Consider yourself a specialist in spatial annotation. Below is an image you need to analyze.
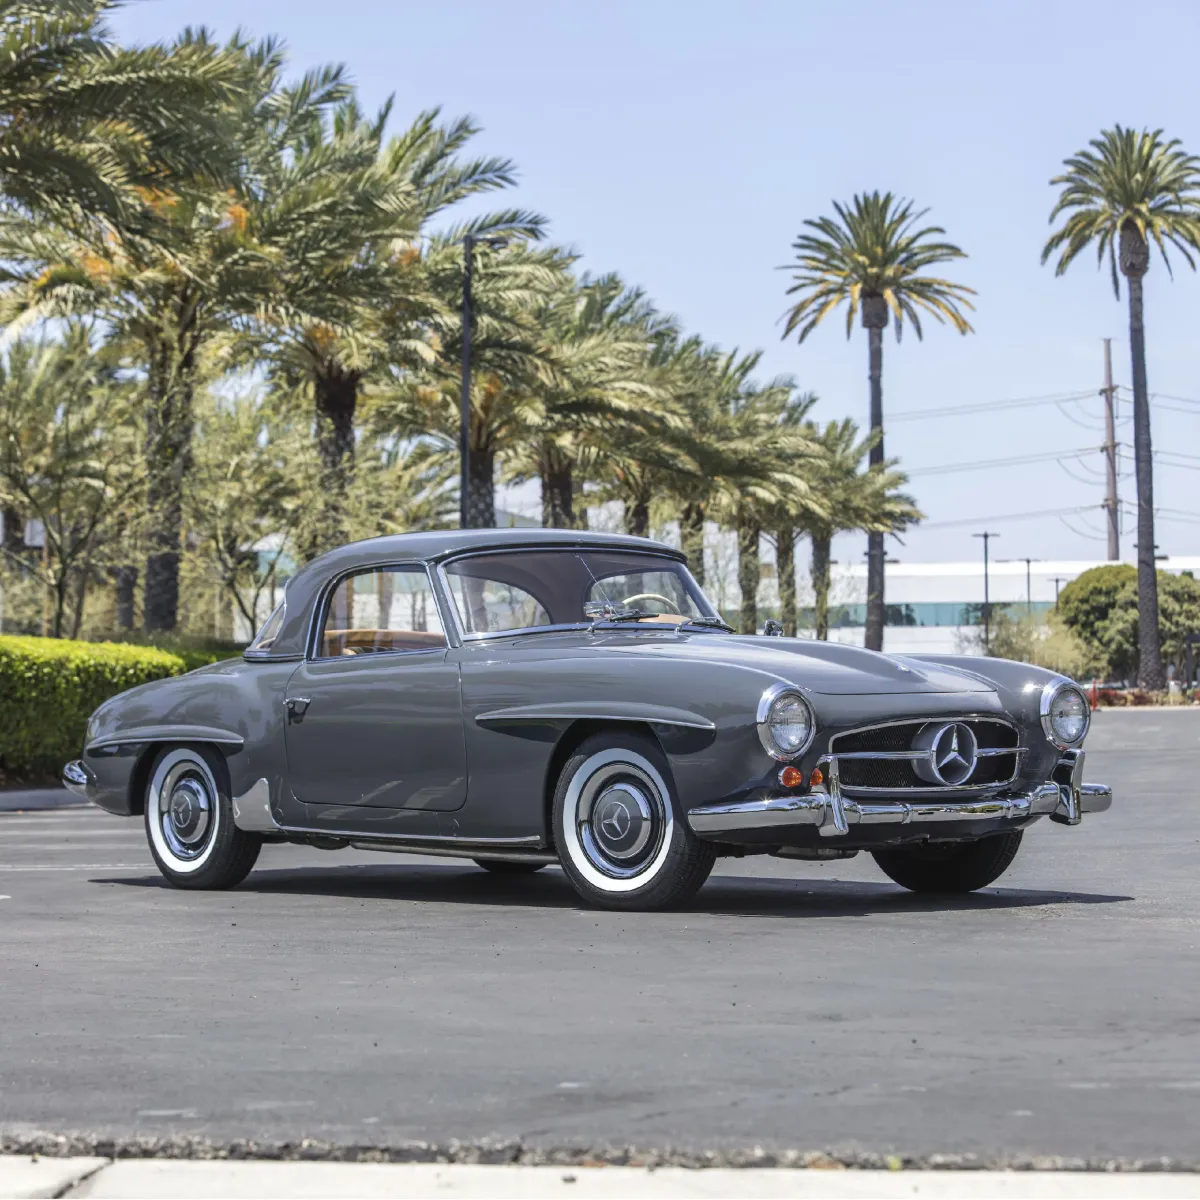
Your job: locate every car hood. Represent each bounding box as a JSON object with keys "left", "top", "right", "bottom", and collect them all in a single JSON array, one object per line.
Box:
[{"left": 604, "top": 634, "right": 994, "bottom": 695}]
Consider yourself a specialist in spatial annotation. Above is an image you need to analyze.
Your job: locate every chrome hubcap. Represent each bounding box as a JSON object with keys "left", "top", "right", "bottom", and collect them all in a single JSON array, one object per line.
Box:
[
  {"left": 577, "top": 763, "right": 664, "bottom": 879},
  {"left": 159, "top": 765, "right": 214, "bottom": 861}
]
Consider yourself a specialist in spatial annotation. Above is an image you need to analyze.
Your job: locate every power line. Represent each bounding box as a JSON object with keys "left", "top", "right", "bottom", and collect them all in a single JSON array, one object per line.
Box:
[
  {"left": 889, "top": 389, "right": 1094, "bottom": 423},
  {"left": 921, "top": 504, "right": 1104, "bottom": 531},
  {"left": 906, "top": 446, "right": 1100, "bottom": 478}
]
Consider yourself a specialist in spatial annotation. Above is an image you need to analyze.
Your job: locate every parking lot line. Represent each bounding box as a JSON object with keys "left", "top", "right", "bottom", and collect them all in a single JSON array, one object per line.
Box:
[{"left": 0, "top": 863, "right": 149, "bottom": 872}]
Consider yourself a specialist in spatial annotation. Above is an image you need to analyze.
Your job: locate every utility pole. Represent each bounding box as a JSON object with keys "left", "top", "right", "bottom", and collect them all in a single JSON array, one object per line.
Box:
[
  {"left": 999, "top": 557, "right": 1040, "bottom": 614},
  {"left": 972, "top": 532, "right": 1000, "bottom": 654},
  {"left": 1052, "top": 577, "right": 1068, "bottom": 608},
  {"left": 1101, "top": 338, "right": 1120, "bottom": 561}
]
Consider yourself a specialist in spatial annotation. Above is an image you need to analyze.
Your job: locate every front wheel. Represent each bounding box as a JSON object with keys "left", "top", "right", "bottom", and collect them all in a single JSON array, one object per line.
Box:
[
  {"left": 552, "top": 732, "right": 715, "bottom": 911},
  {"left": 144, "top": 745, "right": 261, "bottom": 890},
  {"left": 872, "top": 831, "right": 1023, "bottom": 894}
]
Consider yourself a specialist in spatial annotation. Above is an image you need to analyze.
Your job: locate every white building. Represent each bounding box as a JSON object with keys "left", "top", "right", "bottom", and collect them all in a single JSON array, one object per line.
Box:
[{"left": 817, "top": 556, "right": 1200, "bottom": 654}]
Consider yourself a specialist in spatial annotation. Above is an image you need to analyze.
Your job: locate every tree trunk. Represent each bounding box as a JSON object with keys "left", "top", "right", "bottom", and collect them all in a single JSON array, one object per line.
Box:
[
  {"left": 114, "top": 565, "right": 137, "bottom": 631},
  {"left": 776, "top": 526, "right": 796, "bottom": 636},
  {"left": 540, "top": 445, "right": 575, "bottom": 528},
  {"left": 2, "top": 505, "right": 25, "bottom": 555},
  {"left": 69, "top": 544, "right": 95, "bottom": 639},
  {"left": 143, "top": 345, "right": 194, "bottom": 633},
  {"left": 1125, "top": 266, "right": 1166, "bottom": 689},
  {"left": 737, "top": 520, "right": 760, "bottom": 634},
  {"left": 681, "top": 502, "right": 705, "bottom": 586},
  {"left": 863, "top": 312, "right": 886, "bottom": 653},
  {"left": 624, "top": 491, "right": 650, "bottom": 538},
  {"left": 467, "top": 446, "right": 496, "bottom": 528},
  {"left": 311, "top": 363, "right": 360, "bottom": 557},
  {"left": 811, "top": 531, "right": 831, "bottom": 641}
]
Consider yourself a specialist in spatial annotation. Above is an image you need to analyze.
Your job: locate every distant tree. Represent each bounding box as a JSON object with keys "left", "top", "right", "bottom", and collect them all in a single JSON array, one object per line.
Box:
[
  {"left": 1057, "top": 564, "right": 1137, "bottom": 664},
  {"left": 0, "top": 329, "right": 140, "bottom": 637},
  {"left": 1043, "top": 126, "right": 1200, "bottom": 690},
  {"left": 781, "top": 192, "right": 972, "bottom": 651},
  {"left": 1099, "top": 571, "right": 1200, "bottom": 682}
]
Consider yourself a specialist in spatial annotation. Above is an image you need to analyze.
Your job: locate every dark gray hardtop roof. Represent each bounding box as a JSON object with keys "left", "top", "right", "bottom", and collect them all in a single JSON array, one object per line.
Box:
[{"left": 256, "top": 529, "right": 685, "bottom": 659}]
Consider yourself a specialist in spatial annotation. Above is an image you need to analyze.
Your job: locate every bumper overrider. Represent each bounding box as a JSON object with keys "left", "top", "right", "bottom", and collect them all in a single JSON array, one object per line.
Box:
[{"left": 688, "top": 748, "right": 1112, "bottom": 840}]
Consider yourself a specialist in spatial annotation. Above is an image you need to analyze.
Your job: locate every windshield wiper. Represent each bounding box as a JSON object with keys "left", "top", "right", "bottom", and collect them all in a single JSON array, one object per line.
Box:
[
  {"left": 588, "top": 605, "right": 655, "bottom": 631},
  {"left": 681, "top": 615, "right": 735, "bottom": 633}
]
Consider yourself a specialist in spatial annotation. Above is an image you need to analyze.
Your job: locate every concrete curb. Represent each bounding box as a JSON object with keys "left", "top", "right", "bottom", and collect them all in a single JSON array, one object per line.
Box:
[{"left": 3, "top": 1157, "right": 1200, "bottom": 1198}]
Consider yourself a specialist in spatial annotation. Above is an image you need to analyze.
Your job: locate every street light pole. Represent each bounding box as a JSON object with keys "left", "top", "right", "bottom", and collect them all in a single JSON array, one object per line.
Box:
[{"left": 972, "top": 531, "right": 1000, "bottom": 654}]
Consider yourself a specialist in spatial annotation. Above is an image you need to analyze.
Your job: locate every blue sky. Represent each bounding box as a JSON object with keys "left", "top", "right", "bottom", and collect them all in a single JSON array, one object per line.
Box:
[{"left": 113, "top": 0, "right": 1200, "bottom": 564}]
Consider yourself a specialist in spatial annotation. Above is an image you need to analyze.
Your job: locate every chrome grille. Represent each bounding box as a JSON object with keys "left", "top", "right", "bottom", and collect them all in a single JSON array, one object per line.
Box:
[{"left": 829, "top": 718, "right": 1021, "bottom": 794}]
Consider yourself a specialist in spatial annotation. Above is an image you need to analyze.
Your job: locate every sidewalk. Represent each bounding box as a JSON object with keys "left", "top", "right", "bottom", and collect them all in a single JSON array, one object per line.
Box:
[
  {"left": 0, "top": 788, "right": 85, "bottom": 813},
  {"left": 2, "top": 1159, "right": 1199, "bottom": 1199}
]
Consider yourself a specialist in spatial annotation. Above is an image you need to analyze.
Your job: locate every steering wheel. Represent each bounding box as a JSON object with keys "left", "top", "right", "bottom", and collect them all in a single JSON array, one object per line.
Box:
[{"left": 621, "top": 592, "right": 681, "bottom": 614}]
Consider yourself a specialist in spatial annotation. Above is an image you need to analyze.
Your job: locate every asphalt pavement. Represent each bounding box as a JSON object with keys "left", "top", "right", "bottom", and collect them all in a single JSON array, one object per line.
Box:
[{"left": 1, "top": 708, "right": 1197, "bottom": 1167}]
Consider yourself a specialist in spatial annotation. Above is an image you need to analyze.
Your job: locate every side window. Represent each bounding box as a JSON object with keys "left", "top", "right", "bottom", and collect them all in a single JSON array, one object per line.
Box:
[
  {"left": 319, "top": 566, "right": 447, "bottom": 657},
  {"left": 445, "top": 572, "right": 551, "bottom": 634}
]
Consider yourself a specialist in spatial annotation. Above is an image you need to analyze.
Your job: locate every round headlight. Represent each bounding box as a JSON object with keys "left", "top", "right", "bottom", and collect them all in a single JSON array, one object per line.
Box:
[
  {"left": 757, "top": 687, "right": 815, "bottom": 760},
  {"left": 1040, "top": 680, "right": 1090, "bottom": 749}
]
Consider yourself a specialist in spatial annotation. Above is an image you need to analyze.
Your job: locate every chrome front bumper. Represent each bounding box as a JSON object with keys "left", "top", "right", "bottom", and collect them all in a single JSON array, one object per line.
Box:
[
  {"left": 62, "top": 760, "right": 90, "bottom": 799},
  {"left": 688, "top": 750, "right": 1112, "bottom": 839}
]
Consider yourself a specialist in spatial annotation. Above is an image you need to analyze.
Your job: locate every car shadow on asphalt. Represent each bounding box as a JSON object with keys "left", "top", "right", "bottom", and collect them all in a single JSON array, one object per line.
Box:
[{"left": 97, "top": 863, "right": 1133, "bottom": 917}]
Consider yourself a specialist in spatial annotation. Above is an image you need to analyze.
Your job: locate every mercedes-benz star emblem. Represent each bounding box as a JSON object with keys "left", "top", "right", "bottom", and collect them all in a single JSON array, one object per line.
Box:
[
  {"left": 929, "top": 722, "right": 978, "bottom": 786},
  {"left": 599, "top": 800, "right": 631, "bottom": 841}
]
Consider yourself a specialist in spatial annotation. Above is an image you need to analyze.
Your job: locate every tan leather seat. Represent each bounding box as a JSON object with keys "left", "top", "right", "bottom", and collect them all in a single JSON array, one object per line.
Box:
[{"left": 322, "top": 628, "right": 447, "bottom": 656}]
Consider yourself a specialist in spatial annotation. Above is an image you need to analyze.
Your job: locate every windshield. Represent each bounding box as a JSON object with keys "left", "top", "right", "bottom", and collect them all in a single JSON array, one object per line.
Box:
[{"left": 442, "top": 550, "right": 719, "bottom": 637}]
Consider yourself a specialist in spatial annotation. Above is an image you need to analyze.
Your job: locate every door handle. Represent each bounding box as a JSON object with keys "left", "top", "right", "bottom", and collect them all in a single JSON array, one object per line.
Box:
[{"left": 284, "top": 696, "right": 311, "bottom": 721}]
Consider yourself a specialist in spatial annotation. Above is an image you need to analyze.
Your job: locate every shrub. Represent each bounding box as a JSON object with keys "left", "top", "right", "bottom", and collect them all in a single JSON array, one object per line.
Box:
[
  {"left": 0, "top": 635, "right": 185, "bottom": 784},
  {"left": 94, "top": 632, "right": 245, "bottom": 673},
  {"left": 1060, "top": 566, "right": 1200, "bottom": 681}
]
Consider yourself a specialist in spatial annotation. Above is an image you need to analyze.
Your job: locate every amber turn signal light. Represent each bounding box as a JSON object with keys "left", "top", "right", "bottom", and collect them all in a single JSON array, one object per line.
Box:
[
  {"left": 779, "top": 765, "right": 804, "bottom": 789},
  {"left": 808, "top": 766, "right": 824, "bottom": 788}
]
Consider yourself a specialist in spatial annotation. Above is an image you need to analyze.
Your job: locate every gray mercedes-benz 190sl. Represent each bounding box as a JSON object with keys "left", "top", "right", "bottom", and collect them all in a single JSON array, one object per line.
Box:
[{"left": 63, "top": 529, "right": 1112, "bottom": 910}]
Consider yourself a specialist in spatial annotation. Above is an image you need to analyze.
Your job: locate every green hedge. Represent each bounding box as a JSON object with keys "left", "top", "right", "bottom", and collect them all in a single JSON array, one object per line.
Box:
[
  {"left": 0, "top": 636, "right": 186, "bottom": 783},
  {"left": 96, "top": 634, "right": 245, "bottom": 673}
]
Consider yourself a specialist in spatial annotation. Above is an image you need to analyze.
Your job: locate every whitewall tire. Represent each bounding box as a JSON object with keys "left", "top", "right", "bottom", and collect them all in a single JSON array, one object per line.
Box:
[
  {"left": 552, "top": 732, "right": 714, "bottom": 911},
  {"left": 144, "top": 745, "right": 261, "bottom": 890}
]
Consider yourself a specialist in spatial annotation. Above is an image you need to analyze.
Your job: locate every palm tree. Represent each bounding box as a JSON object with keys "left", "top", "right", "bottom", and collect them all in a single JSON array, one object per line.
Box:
[
  {"left": 507, "top": 274, "right": 670, "bottom": 530},
  {"left": 782, "top": 421, "right": 918, "bottom": 639},
  {"left": 1042, "top": 126, "right": 1200, "bottom": 690},
  {"left": 705, "top": 367, "right": 819, "bottom": 634},
  {"left": 781, "top": 192, "right": 973, "bottom": 651},
  {"left": 0, "top": 36, "right": 347, "bottom": 629},
  {"left": 253, "top": 102, "right": 543, "bottom": 554},
  {"left": 384, "top": 240, "right": 571, "bottom": 529},
  {"left": 0, "top": 1, "right": 240, "bottom": 226}
]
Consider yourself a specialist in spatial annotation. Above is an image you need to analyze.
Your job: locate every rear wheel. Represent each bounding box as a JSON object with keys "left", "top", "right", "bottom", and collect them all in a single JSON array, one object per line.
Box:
[
  {"left": 552, "top": 731, "right": 715, "bottom": 911},
  {"left": 144, "top": 745, "right": 261, "bottom": 890},
  {"left": 872, "top": 831, "right": 1023, "bottom": 894},
  {"left": 473, "top": 859, "right": 546, "bottom": 875}
]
